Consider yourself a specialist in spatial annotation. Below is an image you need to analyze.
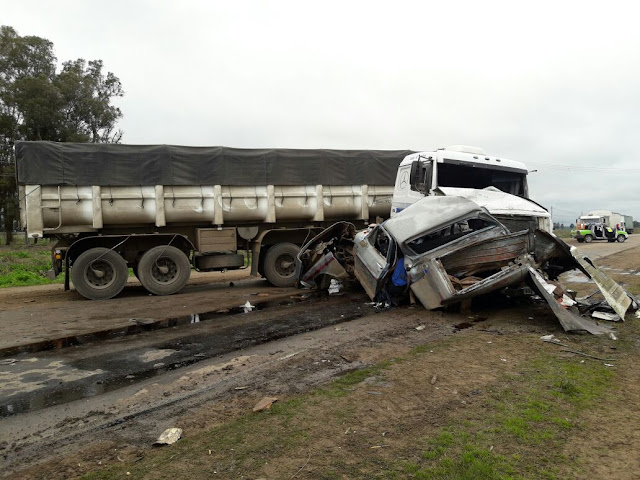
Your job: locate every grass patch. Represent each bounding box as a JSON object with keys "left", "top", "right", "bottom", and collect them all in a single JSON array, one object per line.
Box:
[
  {"left": 402, "top": 353, "right": 614, "bottom": 480},
  {"left": 552, "top": 228, "right": 573, "bottom": 239},
  {"left": 0, "top": 241, "right": 61, "bottom": 287}
]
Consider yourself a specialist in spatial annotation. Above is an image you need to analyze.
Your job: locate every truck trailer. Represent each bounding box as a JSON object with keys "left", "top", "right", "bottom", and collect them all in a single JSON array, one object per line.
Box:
[
  {"left": 17, "top": 141, "right": 412, "bottom": 299},
  {"left": 624, "top": 215, "right": 634, "bottom": 234}
]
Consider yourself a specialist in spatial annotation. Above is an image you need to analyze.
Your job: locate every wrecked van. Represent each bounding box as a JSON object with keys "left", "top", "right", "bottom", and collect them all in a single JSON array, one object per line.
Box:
[{"left": 297, "top": 196, "right": 636, "bottom": 334}]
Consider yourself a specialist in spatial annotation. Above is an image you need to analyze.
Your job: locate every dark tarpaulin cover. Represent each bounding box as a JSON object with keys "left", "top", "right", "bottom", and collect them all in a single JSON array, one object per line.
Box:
[{"left": 15, "top": 141, "right": 414, "bottom": 186}]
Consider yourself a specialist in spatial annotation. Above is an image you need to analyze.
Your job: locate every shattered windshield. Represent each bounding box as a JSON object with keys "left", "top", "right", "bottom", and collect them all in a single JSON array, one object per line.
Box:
[{"left": 437, "top": 162, "right": 526, "bottom": 196}]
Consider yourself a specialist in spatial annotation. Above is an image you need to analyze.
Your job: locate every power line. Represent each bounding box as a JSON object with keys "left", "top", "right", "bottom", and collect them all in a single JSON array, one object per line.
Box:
[{"left": 527, "top": 161, "right": 640, "bottom": 173}]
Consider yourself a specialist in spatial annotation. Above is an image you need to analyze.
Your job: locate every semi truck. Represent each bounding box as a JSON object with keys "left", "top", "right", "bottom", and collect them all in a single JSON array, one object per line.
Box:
[
  {"left": 16, "top": 142, "right": 545, "bottom": 300},
  {"left": 16, "top": 141, "right": 412, "bottom": 299}
]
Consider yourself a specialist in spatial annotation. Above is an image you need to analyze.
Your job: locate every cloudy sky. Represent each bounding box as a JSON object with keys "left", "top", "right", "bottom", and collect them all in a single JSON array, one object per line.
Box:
[{"left": 5, "top": 0, "right": 640, "bottom": 224}]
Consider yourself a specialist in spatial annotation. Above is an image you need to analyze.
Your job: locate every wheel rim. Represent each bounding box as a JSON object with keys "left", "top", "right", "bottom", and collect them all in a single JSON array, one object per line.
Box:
[
  {"left": 151, "top": 257, "right": 180, "bottom": 284},
  {"left": 84, "top": 260, "right": 117, "bottom": 290},
  {"left": 274, "top": 252, "right": 295, "bottom": 278}
]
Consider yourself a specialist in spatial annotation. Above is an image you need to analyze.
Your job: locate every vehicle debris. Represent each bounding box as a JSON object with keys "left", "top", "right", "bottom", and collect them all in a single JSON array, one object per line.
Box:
[
  {"left": 252, "top": 396, "right": 278, "bottom": 412},
  {"left": 540, "top": 335, "right": 568, "bottom": 347},
  {"left": 328, "top": 279, "right": 343, "bottom": 295},
  {"left": 296, "top": 196, "right": 637, "bottom": 335},
  {"left": 560, "top": 349, "right": 616, "bottom": 362},
  {"left": 240, "top": 301, "right": 255, "bottom": 313},
  {"left": 278, "top": 352, "right": 300, "bottom": 361},
  {"left": 591, "top": 311, "right": 621, "bottom": 322},
  {"left": 155, "top": 427, "right": 182, "bottom": 445}
]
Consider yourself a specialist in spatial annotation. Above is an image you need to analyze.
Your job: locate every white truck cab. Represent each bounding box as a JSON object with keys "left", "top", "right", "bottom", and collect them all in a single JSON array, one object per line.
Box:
[{"left": 391, "top": 145, "right": 552, "bottom": 233}]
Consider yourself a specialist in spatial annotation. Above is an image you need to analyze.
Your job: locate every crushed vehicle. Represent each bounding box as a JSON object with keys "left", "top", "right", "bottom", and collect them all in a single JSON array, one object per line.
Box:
[{"left": 296, "top": 195, "right": 637, "bottom": 335}]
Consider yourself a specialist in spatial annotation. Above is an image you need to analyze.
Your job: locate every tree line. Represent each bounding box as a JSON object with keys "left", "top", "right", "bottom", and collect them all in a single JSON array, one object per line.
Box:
[{"left": 0, "top": 25, "right": 124, "bottom": 243}]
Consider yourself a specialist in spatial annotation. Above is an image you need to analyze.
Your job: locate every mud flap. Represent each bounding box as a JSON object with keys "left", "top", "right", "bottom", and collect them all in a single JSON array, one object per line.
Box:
[{"left": 528, "top": 267, "right": 613, "bottom": 335}]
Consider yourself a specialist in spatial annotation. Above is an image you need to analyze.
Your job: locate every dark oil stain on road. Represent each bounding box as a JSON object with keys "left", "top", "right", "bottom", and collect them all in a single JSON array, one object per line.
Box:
[{"left": 0, "top": 293, "right": 370, "bottom": 417}]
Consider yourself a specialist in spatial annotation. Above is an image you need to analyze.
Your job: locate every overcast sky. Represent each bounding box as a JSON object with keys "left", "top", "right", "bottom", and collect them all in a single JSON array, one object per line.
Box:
[{"left": 5, "top": 0, "right": 640, "bottom": 224}]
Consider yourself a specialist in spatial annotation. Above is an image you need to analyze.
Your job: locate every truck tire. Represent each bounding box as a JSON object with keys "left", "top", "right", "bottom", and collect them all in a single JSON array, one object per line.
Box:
[
  {"left": 263, "top": 242, "right": 300, "bottom": 287},
  {"left": 137, "top": 246, "right": 191, "bottom": 295},
  {"left": 71, "top": 247, "right": 129, "bottom": 300},
  {"left": 617, "top": 235, "right": 626, "bottom": 243},
  {"left": 584, "top": 235, "right": 593, "bottom": 243}
]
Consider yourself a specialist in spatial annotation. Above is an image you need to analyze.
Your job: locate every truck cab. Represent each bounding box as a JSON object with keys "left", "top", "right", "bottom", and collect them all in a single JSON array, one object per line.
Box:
[{"left": 391, "top": 146, "right": 551, "bottom": 233}]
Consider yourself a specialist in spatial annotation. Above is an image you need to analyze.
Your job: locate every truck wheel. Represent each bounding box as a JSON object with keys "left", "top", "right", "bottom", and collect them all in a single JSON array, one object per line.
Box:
[
  {"left": 138, "top": 246, "right": 191, "bottom": 295},
  {"left": 617, "top": 235, "right": 626, "bottom": 243},
  {"left": 584, "top": 235, "right": 593, "bottom": 243},
  {"left": 72, "top": 247, "right": 129, "bottom": 300},
  {"left": 263, "top": 242, "right": 300, "bottom": 287}
]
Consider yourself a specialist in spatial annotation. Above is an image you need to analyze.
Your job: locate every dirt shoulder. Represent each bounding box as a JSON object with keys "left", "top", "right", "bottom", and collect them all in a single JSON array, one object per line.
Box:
[{"left": 0, "top": 270, "right": 300, "bottom": 352}]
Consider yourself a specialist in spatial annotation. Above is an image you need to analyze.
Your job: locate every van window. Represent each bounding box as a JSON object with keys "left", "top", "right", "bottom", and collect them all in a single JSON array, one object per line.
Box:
[{"left": 406, "top": 218, "right": 495, "bottom": 255}]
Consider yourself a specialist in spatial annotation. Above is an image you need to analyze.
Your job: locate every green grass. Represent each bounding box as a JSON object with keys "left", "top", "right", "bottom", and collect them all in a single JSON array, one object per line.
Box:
[
  {"left": 552, "top": 228, "right": 573, "bottom": 239},
  {"left": 398, "top": 353, "right": 614, "bottom": 480},
  {"left": 0, "top": 240, "right": 61, "bottom": 287}
]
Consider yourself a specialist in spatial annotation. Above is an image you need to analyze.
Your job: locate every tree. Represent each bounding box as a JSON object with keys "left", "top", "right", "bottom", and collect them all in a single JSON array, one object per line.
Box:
[{"left": 0, "top": 26, "right": 124, "bottom": 243}]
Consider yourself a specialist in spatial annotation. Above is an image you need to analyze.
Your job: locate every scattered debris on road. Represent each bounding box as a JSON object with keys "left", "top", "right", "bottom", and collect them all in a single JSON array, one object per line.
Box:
[
  {"left": 591, "top": 311, "right": 621, "bottom": 322},
  {"left": 560, "top": 349, "right": 616, "bottom": 362},
  {"left": 241, "top": 301, "right": 255, "bottom": 313},
  {"left": 278, "top": 352, "right": 300, "bottom": 361},
  {"left": 252, "top": 396, "right": 278, "bottom": 412},
  {"left": 155, "top": 427, "right": 182, "bottom": 445},
  {"left": 328, "top": 279, "right": 343, "bottom": 295},
  {"left": 540, "top": 335, "right": 568, "bottom": 347}
]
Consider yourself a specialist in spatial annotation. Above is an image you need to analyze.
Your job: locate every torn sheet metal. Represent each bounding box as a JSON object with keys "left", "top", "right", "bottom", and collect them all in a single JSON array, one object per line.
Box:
[
  {"left": 296, "top": 222, "right": 356, "bottom": 290},
  {"left": 528, "top": 268, "right": 613, "bottom": 335},
  {"left": 300, "top": 251, "right": 349, "bottom": 288},
  {"left": 591, "top": 311, "right": 621, "bottom": 322},
  {"left": 573, "top": 255, "right": 634, "bottom": 320}
]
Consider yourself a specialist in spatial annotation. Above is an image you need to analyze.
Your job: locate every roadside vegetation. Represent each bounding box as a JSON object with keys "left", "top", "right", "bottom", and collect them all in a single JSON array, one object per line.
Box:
[
  {"left": 0, "top": 238, "right": 60, "bottom": 287},
  {"left": 551, "top": 228, "right": 572, "bottom": 239}
]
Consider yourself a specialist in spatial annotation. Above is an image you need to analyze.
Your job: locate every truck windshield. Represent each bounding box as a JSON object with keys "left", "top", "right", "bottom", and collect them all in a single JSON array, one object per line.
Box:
[{"left": 437, "top": 162, "right": 527, "bottom": 197}]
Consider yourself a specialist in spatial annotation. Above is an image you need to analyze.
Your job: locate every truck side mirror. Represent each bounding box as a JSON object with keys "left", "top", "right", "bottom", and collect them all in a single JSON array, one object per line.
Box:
[{"left": 409, "top": 159, "right": 433, "bottom": 194}]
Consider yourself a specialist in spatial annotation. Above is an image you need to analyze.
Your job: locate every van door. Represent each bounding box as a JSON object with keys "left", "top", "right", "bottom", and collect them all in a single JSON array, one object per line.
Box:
[{"left": 354, "top": 227, "right": 395, "bottom": 299}]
